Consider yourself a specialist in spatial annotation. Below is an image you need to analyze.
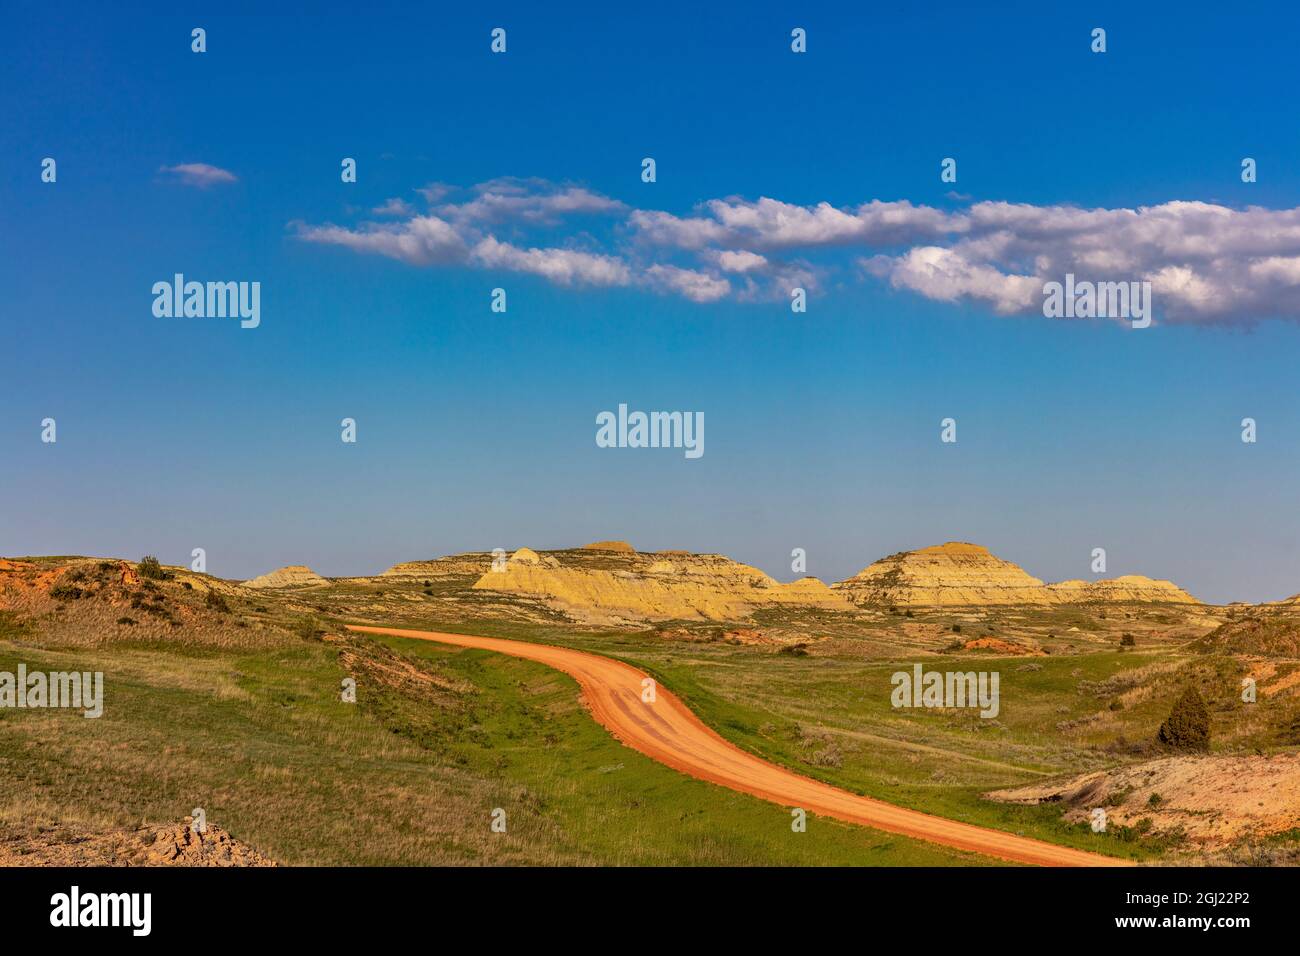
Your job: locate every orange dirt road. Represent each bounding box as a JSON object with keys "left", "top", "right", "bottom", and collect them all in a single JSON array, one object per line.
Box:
[{"left": 347, "top": 624, "right": 1130, "bottom": 867}]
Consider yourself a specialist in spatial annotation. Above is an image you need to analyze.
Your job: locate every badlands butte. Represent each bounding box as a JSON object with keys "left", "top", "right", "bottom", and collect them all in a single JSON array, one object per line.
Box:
[{"left": 3, "top": 539, "right": 1300, "bottom": 866}]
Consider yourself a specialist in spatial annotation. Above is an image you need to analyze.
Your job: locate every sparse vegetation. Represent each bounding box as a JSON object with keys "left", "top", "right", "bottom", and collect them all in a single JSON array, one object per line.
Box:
[{"left": 294, "top": 616, "right": 322, "bottom": 641}]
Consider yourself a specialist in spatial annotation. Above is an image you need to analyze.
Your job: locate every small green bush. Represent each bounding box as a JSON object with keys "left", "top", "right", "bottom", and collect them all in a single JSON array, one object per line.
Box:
[
  {"left": 138, "top": 555, "right": 171, "bottom": 580},
  {"left": 295, "top": 617, "right": 322, "bottom": 641},
  {"left": 1158, "top": 687, "right": 1211, "bottom": 750}
]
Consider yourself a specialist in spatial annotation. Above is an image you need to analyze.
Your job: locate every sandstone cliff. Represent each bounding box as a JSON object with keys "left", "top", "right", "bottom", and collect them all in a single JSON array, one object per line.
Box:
[
  {"left": 1047, "top": 575, "right": 1197, "bottom": 604},
  {"left": 381, "top": 553, "right": 494, "bottom": 578},
  {"left": 832, "top": 542, "right": 1053, "bottom": 606},
  {"left": 470, "top": 547, "right": 851, "bottom": 624},
  {"left": 243, "top": 565, "right": 328, "bottom": 589},
  {"left": 832, "top": 542, "right": 1199, "bottom": 607}
]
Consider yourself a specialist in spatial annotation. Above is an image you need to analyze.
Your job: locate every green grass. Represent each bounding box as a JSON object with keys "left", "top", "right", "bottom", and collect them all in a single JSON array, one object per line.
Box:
[
  {"left": 326, "top": 608, "right": 1223, "bottom": 861},
  {"left": 0, "top": 633, "right": 978, "bottom": 865}
]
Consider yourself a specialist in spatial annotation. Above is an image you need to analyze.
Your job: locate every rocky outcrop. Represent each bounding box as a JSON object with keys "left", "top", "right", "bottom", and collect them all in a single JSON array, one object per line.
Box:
[
  {"left": 987, "top": 754, "right": 1300, "bottom": 846},
  {"left": 1195, "top": 613, "right": 1300, "bottom": 657},
  {"left": 243, "top": 565, "right": 328, "bottom": 589},
  {"left": 833, "top": 543, "right": 1053, "bottom": 607},
  {"left": 471, "top": 549, "right": 851, "bottom": 624},
  {"left": 580, "top": 540, "right": 636, "bottom": 552},
  {"left": 381, "top": 553, "right": 494, "bottom": 578},
  {"left": 1047, "top": 575, "right": 1197, "bottom": 604},
  {"left": 833, "top": 542, "right": 1200, "bottom": 607}
]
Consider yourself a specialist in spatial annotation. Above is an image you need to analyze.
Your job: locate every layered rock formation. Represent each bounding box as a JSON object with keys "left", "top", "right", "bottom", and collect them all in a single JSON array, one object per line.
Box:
[
  {"left": 243, "top": 565, "right": 328, "bottom": 589},
  {"left": 464, "top": 540, "right": 1203, "bottom": 621},
  {"left": 832, "top": 542, "right": 1198, "bottom": 607},
  {"left": 1047, "top": 575, "right": 1197, "bottom": 604},
  {"left": 832, "top": 543, "right": 1053, "bottom": 606},
  {"left": 579, "top": 540, "right": 636, "bottom": 552},
  {"left": 470, "top": 547, "right": 852, "bottom": 624},
  {"left": 381, "top": 553, "right": 494, "bottom": 579}
]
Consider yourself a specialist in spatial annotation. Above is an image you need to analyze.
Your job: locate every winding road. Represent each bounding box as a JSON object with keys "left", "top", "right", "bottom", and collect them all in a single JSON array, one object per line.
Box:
[{"left": 347, "top": 624, "right": 1128, "bottom": 867}]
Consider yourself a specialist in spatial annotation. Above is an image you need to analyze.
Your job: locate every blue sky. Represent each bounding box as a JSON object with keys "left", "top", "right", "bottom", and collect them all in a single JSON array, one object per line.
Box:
[{"left": 4, "top": 1, "right": 1300, "bottom": 602}]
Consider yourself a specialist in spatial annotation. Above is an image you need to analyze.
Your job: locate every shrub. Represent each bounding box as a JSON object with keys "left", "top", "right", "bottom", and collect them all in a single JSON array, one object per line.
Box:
[
  {"left": 1158, "top": 687, "right": 1211, "bottom": 750},
  {"left": 1120, "top": 633, "right": 1136, "bottom": 647},
  {"left": 294, "top": 617, "right": 322, "bottom": 641},
  {"left": 204, "top": 589, "right": 230, "bottom": 613},
  {"left": 951, "top": 623, "right": 962, "bottom": 633},
  {"left": 138, "top": 555, "right": 171, "bottom": 580},
  {"left": 116, "top": 616, "right": 136, "bottom": 626},
  {"left": 49, "top": 583, "right": 83, "bottom": 601}
]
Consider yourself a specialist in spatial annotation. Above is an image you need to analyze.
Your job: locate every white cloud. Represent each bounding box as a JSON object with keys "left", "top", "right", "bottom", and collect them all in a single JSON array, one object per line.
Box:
[
  {"left": 633, "top": 197, "right": 959, "bottom": 250},
  {"left": 295, "top": 215, "right": 468, "bottom": 266},
  {"left": 713, "top": 250, "right": 768, "bottom": 273},
  {"left": 159, "top": 163, "right": 237, "bottom": 188},
  {"left": 472, "top": 236, "right": 631, "bottom": 287},
  {"left": 865, "top": 247, "right": 1040, "bottom": 314},
  {"left": 416, "top": 182, "right": 453, "bottom": 204},
  {"left": 442, "top": 179, "right": 626, "bottom": 226},
  {"left": 293, "top": 179, "right": 1300, "bottom": 319},
  {"left": 373, "top": 197, "right": 414, "bottom": 217},
  {"left": 643, "top": 264, "right": 730, "bottom": 303},
  {"left": 862, "top": 200, "right": 1300, "bottom": 324}
]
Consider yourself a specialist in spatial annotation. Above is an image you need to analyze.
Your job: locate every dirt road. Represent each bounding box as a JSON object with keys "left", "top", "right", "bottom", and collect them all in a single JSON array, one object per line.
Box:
[{"left": 347, "top": 624, "right": 1129, "bottom": 867}]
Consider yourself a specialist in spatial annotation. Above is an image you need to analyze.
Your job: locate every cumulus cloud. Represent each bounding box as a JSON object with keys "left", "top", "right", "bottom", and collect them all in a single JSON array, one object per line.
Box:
[
  {"left": 863, "top": 247, "right": 1040, "bottom": 314},
  {"left": 373, "top": 197, "right": 415, "bottom": 217},
  {"left": 295, "top": 215, "right": 468, "bottom": 266},
  {"left": 863, "top": 200, "right": 1300, "bottom": 324},
  {"left": 471, "top": 236, "right": 631, "bottom": 287},
  {"left": 159, "top": 163, "right": 237, "bottom": 188},
  {"left": 416, "top": 182, "right": 454, "bottom": 204},
  {"left": 632, "top": 198, "right": 958, "bottom": 250},
  {"left": 293, "top": 178, "right": 1300, "bottom": 319},
  {"left": 643, "top": 264, "right": 730, "bottom": 303},
  {"left": 440, "top": 178, "right": 626, "bottom": 226},
  {"left": 713, "top": 250, "right": 769, "bottom": 273}
]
